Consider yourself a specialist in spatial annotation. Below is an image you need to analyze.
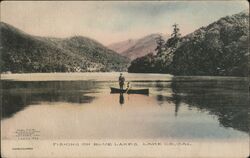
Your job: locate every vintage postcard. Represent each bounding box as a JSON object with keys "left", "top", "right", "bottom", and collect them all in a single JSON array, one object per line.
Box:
[{"left": 0, "top": 1, "right": 249, "bottom": 157}]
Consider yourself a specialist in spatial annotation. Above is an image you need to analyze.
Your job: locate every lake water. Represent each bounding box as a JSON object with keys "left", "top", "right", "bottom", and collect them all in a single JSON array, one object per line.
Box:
[{"left": 1, "top": 73, "right": 249, "bottom": 141}]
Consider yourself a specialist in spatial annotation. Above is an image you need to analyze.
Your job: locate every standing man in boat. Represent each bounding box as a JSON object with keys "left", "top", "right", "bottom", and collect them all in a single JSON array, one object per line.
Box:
[{"left": 119, "top": 73, "right": 125, "bottom": 90}]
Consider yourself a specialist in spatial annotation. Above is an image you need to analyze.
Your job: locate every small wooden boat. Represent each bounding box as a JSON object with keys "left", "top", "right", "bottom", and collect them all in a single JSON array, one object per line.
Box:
[{"left": 110, "top": 87, "right": 149, "bottom": 95}]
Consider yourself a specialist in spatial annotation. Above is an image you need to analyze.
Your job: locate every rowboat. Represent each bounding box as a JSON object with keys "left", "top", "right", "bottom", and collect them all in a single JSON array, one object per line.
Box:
[{"left": 110, "top": 87, "right": 149, "bottom": 95}]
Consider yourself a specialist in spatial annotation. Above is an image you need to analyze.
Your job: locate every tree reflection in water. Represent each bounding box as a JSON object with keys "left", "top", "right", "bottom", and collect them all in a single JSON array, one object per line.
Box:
[
  {"left": 1, "top": 80, "right": 96, "bottom": 119},
  {"left": 155, "top": 77, "right": 249, "bottom": 134},
  {"left": 1, "top": 77, "right": 249, "bottom": 134}
]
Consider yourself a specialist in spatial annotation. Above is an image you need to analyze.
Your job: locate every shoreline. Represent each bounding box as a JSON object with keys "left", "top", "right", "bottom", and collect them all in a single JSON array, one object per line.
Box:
[
  {"left": 1, "top": 72, "right": 247, "bottom": 82},
  {"left": 0, "top": 72, "right": 173, "bottom": 82}
]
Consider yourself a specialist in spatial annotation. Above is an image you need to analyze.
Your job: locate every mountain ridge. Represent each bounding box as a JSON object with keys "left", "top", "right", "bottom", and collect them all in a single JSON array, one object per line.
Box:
[
  {"left": 0, "top": 22, "right": 129, "bottom": 73},
  {"left": 108, "top": 33, "right": 169, "bottom": 60},
  {"left": 128, "top": 10, "right": 249, "bottom": 76}
]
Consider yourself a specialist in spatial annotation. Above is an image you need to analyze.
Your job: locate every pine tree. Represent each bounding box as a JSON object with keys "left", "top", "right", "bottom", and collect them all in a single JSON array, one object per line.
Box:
[
  {"left": 155, "top": 35, "right": 165, "bottom": 56},
  {"left": 165, "top": 23, "right": 181, "bottom": 52},
  {"left": 172, "top": 23, "right": 181, "bottom": 38}
]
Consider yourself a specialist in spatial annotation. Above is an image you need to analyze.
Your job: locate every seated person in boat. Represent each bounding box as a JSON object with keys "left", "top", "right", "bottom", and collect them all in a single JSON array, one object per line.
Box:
[
  {"left": 119, "top": 73, "right": 125, "bottom": 90},
  {"left": 127, "top": 82, "right": 130, "bottom": 89}
]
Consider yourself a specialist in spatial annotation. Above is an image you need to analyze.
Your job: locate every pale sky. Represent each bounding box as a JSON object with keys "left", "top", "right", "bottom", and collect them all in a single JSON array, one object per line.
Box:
[{"left": 1, "top": 1, "right": 248, "bottom": 45}]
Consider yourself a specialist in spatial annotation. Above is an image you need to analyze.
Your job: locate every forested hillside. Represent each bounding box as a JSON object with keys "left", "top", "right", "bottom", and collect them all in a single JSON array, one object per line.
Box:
[
  {"left": 0, "top": 22, "right": 129, "bottom": 73},
  {"left": 128, "top": 10, "right": 249, "bottom": 77}
]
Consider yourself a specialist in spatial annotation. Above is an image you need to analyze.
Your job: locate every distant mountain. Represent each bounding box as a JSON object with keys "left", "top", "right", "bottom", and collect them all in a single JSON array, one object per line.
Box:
[
  {"left": 108, "top": 33, "right": 169, "bottom": 60},
  {"left": 128, "top": 10, "right": 249, "bottom": 77},
  {"left": 0, "top": 22, "right": 129, "bottom": 73},
  {"left": 108, "top": 39, "right": 137, "bottom": 55}
]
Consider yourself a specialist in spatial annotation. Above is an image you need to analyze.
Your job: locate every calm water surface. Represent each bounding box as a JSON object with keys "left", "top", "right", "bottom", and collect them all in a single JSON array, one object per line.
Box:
[{"left": 1, "top": 73, "right": 249, "bottom": 140}]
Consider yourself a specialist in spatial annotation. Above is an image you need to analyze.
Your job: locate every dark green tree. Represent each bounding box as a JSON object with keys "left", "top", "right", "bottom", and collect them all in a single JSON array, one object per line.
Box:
[
  {"left": 155, "top": 35, "right": 165, "bottom": 56},
  {"left": 172, "top": 23, "right": 181, "bottom": 38},
  {"left": 128, "top": 53, "right": 156, "bottom": 73},
  {"left": 165, "top": 23, "right": 181, "bottom": 52}
]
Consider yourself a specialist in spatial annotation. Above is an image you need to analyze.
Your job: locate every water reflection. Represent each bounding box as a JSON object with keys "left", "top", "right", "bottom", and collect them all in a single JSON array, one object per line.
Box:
[
  {"left": 1, "top": 80, "right": 96, "bottom": 119},
  {"left": 1, "top": 76, "right": 249, "bottom": 136},
  {"left": 154, "top": 77, "right": 249, "bottom": 133},
  {"left": 119, "top": 93, "right": 124, "bottom": 105}
]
